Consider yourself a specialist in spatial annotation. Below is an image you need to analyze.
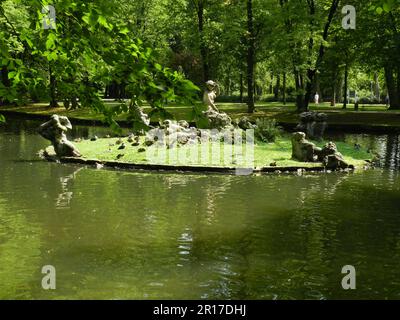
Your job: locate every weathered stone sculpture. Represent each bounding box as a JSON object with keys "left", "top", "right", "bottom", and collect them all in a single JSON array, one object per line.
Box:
[
  {"left": 203, "top": 80, "right": 232, "bottom": 129},
  {"left": 295, "top": 112, "right": 327, "bottom": 140},
  {"left": 237, "top": 116, "right": 256, "bottom": 130},
  {"left": 38, "top": 115, "right": 81, "bottom": 157},
  {"left": 291, "top": 132, "right": 350, "bottom": 169},
  {"left": 131, "top": 105, "right": 151, "bottom": 133},
  {"left": 317, "top": 142, "right": 350, "bottom": 169},
  {"left": 292, "top": 132, "right": 320, "bottom": 162}
]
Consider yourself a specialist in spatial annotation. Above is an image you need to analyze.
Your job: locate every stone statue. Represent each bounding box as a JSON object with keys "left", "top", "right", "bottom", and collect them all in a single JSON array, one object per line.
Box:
[
  {"left": 202, "top": 80, "right": 232, "bottom": 129},
  {"left": 295, "top": 112, "right": 327, "bottom": 140},
  {"left": 203, "top": 80, "right": 220, "bottom": 112},
  {"left": 292, "top": 132, "right": 320, "bottom": 162},
  {"left": 130, "top": 104, "right": 151, "bottom": 134},
  {"left": 291, "top": 132, "right": 349, "bottom": 169},
  {"left": 317, "top": 142, "right": 350, "bottom": 170},
  {"left": 38, "top": 115, "right": 81, "bottom": 157}
]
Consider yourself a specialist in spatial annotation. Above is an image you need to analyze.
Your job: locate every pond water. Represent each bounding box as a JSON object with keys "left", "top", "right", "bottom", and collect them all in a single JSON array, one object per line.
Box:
[{"left": 0, "top": 117, "right": 399, "bottom": 300}]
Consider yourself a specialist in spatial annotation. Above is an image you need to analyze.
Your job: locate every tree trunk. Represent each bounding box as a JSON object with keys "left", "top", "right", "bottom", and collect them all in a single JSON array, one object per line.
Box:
[
  {"left": 385, "top": 66, "right": 400, "bottom": 109},
  {"left": 294, "top": 70, "right": 306, "bottom": 111},
  {"left": 0, "top": 66, "right": 10, "bottom": 105},
  {"left": 49, "top": 64, "right": 59, "bottom": 108},
  {"left": 240, "top": 72, "right": 244, "bottom": 103},
  {"left": 374, "top": 72, "right": 380, "bottom": 102},
  {"left": 274, "top": 74, "right": 280, "bottom": 100},
  {"left": 331, "top": 69, "right": 338, "bottom": 106},
  {"left": 342, "top": 61, "right": 349, "bottom": 109},
  {"left": 269, "top": 74, "right": 274, "bottom": 94},
  {"left": 282, "top": 73, "right": 287, "bottom": 105},
  {"left": 246, "top": 0, "right": 255, "bottom": 113},
  {"left": 296, "top": 0, "right": 340, "bottom": 112},
  {"left": 197, "top": 1, "right": 209, "bottom": 83}
]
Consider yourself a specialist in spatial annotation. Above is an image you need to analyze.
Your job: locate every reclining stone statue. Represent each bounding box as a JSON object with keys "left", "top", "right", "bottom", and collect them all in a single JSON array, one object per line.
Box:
[
  {"left": 38, "top": 115, "right": 81, "bottom": 157},
  {"left": 292, "top": 132, "right": 349, "bottom": 169}
]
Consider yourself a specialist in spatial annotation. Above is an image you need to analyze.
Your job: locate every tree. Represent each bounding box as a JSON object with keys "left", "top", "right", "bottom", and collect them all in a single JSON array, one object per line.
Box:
[
  {"left": 275, "top": 0, "right": 340, "bottom": 111},
  {"left": 0, "top": 0, "right": 200, "bottom": 129},
  {"left": 246, "top": 0, "right": 256, "bottom": 113},
  {"left": 357, "top": 0, "right": 400, "bottom": 109}
]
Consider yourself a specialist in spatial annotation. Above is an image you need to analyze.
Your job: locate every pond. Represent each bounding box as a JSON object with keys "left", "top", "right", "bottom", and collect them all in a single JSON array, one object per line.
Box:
[{"left": 0, "top": 117, "right": 399, "bottom": 300}]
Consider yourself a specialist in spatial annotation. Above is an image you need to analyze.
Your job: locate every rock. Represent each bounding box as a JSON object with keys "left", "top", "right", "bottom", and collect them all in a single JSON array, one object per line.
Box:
[
  {"left": 295, "top": 112, "right": 327, "bottom": 140},
  {"left": 178, "top": 120, "right": 190, "bottom": 129},
  {"left": 118, "top": 143, "right": 126, "bottom": 150},
  {"left": 291, "top": 133, "right": 349, "bottom": 170},
  {"left": 95, "top": 163, "right": 104, "bottom": 169},
  {"left": 316, "top": 141, "right": 338, "bottom": 161},
  {"left": 237, "top": 117, "right": 255, "bottom": 130},
  {"left": 127, "top": 134, "right": 136, "bottom": 143},
  {"left": 144, "top": 136, "right": 155, "bottom": 146},
  {"left": 324, "top": 153, "right": 349, "bottom": 170},
  {"left": 316, "top": 142, "right": 350, "bottom": 169},
  {"left": 203, "top": 109, "right": 232, "bottom": 129},
  {"left": 177, "top": 132, "right": 190, "bottom": 145}
]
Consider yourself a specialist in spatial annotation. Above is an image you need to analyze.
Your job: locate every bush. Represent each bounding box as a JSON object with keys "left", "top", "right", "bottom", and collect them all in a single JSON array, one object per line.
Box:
[{"left": 255, "top": 119, "right": 282, "bottom": 143}]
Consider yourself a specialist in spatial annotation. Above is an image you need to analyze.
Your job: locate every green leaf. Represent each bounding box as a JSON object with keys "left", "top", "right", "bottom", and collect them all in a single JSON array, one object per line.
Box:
[
  {"left": 376, "top": 7, "right": 383, "bottom": 14},
  {"left": 0, "top": 114, "right": 5, "bottom": 123},
  {"left": 119, "top": 27, "right": 130, "bottom": 35},
  {"left": 98, "top": 15, "right": 112, "bottom": 30},
  {"left": 46, "top": 33, "right": 57, "bottom": 50},
  {"left": 8, "top": 71, "right": 16, "bottom": 79},
  {"left": 383, "top": 3, "right": 391, "bottom": 12}
]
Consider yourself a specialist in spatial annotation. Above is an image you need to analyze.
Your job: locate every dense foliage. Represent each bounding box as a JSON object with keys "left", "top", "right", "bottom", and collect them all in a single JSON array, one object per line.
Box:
[{"left": 1, "top": 0, "right": 400, "bottom": 125}]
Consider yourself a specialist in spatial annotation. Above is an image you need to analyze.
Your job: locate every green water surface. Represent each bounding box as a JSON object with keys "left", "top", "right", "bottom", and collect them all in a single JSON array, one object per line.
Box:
[{"left": 0, "top": 119, "right": 399, "bottom": 299}]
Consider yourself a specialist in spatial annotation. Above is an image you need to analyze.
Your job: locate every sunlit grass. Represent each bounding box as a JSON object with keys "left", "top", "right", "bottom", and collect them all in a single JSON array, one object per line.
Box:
[
  {"left": 74, "top": 134, "right": 371, "bottom": 169},
  {"left": 2, "top": 101, "right": 399, "bottom": 126}
]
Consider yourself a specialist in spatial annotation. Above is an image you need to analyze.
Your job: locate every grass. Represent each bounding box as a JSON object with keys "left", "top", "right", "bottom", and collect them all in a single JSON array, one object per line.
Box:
[
  {"left": 2, "top": 101, "right": 400, "bottom": 128},
  {"left": 72, "top": 134, "right": 371, "bottom": 169}
]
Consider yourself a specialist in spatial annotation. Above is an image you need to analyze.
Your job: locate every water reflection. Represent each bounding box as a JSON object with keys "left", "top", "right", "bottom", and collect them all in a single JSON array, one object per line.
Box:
[
  {"left": 329, "top": 132, "right": 400, "bottom": 170},
  {"left": 0, "top": 118, "right": 400, "bottom": 299},
  {"left": 56, "top": 167, "right": 83, "bottom": 209}
]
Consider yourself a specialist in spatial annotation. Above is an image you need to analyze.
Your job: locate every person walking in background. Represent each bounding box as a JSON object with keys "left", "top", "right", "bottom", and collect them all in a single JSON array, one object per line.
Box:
[{"left": 314, "top": 92, "right": 320, "bottom": 105}]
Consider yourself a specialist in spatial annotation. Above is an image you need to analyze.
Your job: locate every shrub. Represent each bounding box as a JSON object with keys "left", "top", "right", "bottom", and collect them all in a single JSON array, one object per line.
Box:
[{"left": 255, "top": 119, "right": 282, "bottom": 143}]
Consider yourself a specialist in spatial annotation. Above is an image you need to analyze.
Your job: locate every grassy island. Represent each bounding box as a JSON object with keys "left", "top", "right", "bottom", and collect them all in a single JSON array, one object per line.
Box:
[{"left": 68, "top": 134, "right": 372, "bottom": 171}]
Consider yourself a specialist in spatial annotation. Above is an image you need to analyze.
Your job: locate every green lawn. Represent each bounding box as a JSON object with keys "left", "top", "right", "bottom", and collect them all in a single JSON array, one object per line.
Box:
[
  {"left": 2, "top": 101, "right": 400, "bottom": 128},
  {"left": 73, "top": 134, "right": 371, "bottom": 169}
]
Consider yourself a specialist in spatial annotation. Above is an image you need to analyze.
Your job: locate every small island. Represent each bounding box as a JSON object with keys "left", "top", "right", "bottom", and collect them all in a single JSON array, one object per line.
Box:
[
  {"left": 38, "top": 82, "right": 373, "bottom": 174},
  {"left": 40, "top": 117, "right": 372, "bottom": 174}
]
